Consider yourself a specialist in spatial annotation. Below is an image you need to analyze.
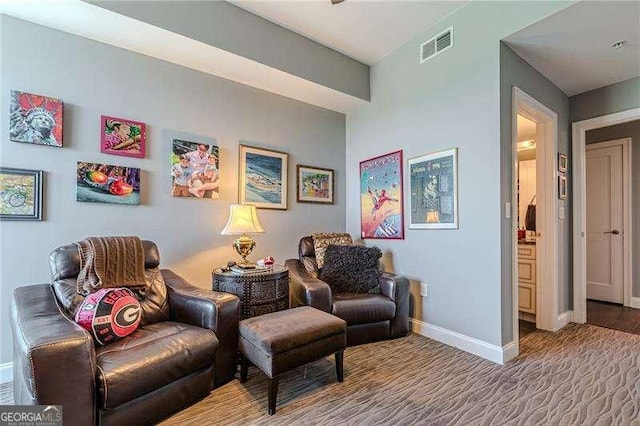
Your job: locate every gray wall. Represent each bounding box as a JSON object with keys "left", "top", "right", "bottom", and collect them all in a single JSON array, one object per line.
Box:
[
  {"left": 346, "top": 1, "right": 570, "bottom": 348},
  {"left": 499, "top": 43, "right": 571, "bottom": 343},
  {"left": 586, "top": 120, "right": 640, "bottom": 297},
  {"left": 90, "top": 0, "right": 370, "bottom": 101},
  {"left": 0, "top": 16, "right": 346, "bottom": 365},
  {"left": 570, "top": 77, "right": 640, "bottom": 123}
]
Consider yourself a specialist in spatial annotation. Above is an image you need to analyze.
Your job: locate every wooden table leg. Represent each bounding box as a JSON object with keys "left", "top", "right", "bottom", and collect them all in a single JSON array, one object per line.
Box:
[
  {"left": 335, "top": 350, "right": 344, "bottom": 382},
  {"left": 268, "top": 377, "right": 279, "bottom": 415}
]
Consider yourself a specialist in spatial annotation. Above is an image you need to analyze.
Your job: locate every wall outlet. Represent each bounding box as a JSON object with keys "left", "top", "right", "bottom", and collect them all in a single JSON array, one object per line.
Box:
[{"left": 420, "top": 282, "right": 428, "bottom": 298}]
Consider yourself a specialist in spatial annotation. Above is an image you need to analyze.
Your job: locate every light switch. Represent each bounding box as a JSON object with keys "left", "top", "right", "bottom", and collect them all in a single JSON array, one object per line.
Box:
[
  {"left": 505, "top": 202, "right": 511, "bottom": 218},
  {"left": 420, "top": 282, "right": 428, "bottom": 298},
  {"left": 559, "top": 206, "right": 565, "bottom": 219}
]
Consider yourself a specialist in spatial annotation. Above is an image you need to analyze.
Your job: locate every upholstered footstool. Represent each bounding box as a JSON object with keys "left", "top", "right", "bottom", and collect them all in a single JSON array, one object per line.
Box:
[{"left": 238, "top": 306, "right": 347, "bottom": 415}]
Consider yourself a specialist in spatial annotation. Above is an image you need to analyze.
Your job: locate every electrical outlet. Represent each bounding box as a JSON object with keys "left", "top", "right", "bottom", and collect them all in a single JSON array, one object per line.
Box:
[{"left": 420, "top": 282, "right": 428, "bottom": 298}]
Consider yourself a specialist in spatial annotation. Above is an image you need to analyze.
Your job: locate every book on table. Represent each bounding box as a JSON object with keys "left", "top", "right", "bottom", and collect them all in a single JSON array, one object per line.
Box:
[{"left": 229, "top": 265, "right": 268, "bottom": 274}]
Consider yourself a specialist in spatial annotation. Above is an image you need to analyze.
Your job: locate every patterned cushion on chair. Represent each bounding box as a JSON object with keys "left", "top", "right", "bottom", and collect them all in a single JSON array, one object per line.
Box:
[
  {"left": 319, "top": 245, "right": 382, "bottom": 294},
  {"left": 312, "top": 232, "right": 353, "bottom": 269},
  {"left": 75, "top": 288, "right": 141, "bottom": 345}
]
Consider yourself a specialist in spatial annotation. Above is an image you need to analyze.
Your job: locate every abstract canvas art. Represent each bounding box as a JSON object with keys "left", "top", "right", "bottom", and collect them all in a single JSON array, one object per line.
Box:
[
  {"left": 171, "top": 139, "right": 220, "bottom": 199},
  {"left": 239, "top": 145, "right": 288, "bottom": 210},
  {"left": 76, "top": 162, "right": 140, "bottom": 205},
  {"left": 9, "top": 90, "right": 63, "bottom": 147},
  {"left": 0, "top": 167, "right": 43, "bottom": 221},
  {"left": 359, "top": 150, "right": 403, "bottom": 239},
  {"left": 296, "top": 165, "right": 334, "bottom": 204},
  {"left": 101, "top": 115, "right": 146, "bottom": 158}
]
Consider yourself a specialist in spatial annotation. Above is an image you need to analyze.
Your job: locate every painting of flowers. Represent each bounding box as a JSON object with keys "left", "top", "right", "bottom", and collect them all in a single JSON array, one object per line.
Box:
[
  {"left": 9, "top": 90, "right": 63, "bottom": 147},
  {"left": 76, "top": 162, "right": 140, "bottom": 205},
  {"left": 360, "top": 150, "right": 404, "bottom": 239},
  {"left": 100, "top": 115, "right": 146, "bottom": 158}
]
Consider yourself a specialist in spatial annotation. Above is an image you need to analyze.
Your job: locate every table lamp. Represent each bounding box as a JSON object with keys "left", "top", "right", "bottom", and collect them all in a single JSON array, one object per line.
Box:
[{"left": 221, "top": 204, "right": 265, "bottom": 268}]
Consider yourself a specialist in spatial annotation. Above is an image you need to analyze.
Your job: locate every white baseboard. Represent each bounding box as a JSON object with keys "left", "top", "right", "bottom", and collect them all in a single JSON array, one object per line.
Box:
[
  {"left": 556, "top": 310, "right": 574, "bottom": 329},
  {"left": 410, "top": 318, "right": 518, "bottom": 364},
  {"left": 630, "top": 297, "right": 640, "bottom": 309},
  {"left": 0, "top": 362, "right": 12, "bottom": 384}
]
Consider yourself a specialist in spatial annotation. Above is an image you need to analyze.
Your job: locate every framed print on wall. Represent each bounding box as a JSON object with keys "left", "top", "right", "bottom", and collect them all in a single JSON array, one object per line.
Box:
[
  {"left": 76, "top": 162, "right": 140, "bottom": 205},
  {"left": 9, "top": 90, "right": 63, "bottom": 147},
  {"left": 296, "top": 165, "right": 334, "bottom": 204},
  {"left": 239, "top": 144, "right": 288, "bottom": 210},
  {"left": 558, "top": 175, "right": 568, "bottom": 199},
  {"left": 558, "top": 153, "right": 568, "bottom": 172},
  {"left": 0, "top": 167, "right": 43, "bottom": 221},
  {"left": 359, "top": 150, "right": 404, "bottom": 239},
  {"left": 101, "top": 115, "right": 146, "bottom": 158},
  {"left": 408, "top": 148, "right": 458, "bottom": 229},
  {"left": 171, "top": 139, "right": 220, "bottom": 199}
]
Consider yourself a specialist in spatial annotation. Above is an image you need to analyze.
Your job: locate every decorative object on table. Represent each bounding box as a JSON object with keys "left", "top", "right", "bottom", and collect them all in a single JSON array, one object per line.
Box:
[
  {"left": 76, "top": 161, "right": 140, "bottom": 205},
  {"left": 101, "top": 115, "right": 146, "bottom": 158},
  {"left": 9, "top": 90, "right": 63, "bottom": 147},
  {"left": 0, "top": 167, "right": 43, "bottom": 221},
  {"left": 296, "top": 164, "right": 334, "bottom": 204},
  {"left": 359, "top": 150, "right": 404, "bottom": 239},
  {"left": 558, "top": 175, "right": 568, "bottom": 200},
  {"left": 558, "top": 153, "right": 568, "bottom": 173},
  {"left": 408, "top": 148, "right": 458, "bottom": 229},
  {"left": 171, "top": 138, "right": 220, "bottom": 199},
  {"left": 239, "top": 144, "right": 288, "bottom": 210},
  {"left": 221, "top": 203, "right": 265, "bottom": 268},
  {"left": 257, "top": 256, "right": 275, "bottom": 268}
]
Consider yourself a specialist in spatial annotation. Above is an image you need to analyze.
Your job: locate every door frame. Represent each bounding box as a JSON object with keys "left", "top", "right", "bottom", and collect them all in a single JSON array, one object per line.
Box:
[
  {"left": 573, "top": 108, "right": 639, "bottom": 322},
  {"left": 512, "top": 87, "right": 559, "bottom": 344}
]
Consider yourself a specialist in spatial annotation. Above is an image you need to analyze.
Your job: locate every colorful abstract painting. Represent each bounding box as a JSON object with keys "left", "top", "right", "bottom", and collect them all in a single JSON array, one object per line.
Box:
[
  {"left": 171, "top": 139, "right": 220, "bottom": 199},
  {"left": 101, "top": 115, "right": 146, "bottom": 158},
  {"left": 76, "top": 162, "right": 140, "bottom": 205},
  {"left": 360, "top": 150, "right": 404, "bottom": 239},
  {"left": 297, "top": 165, "right": 334, "bottom": 204},
  {"left": 408, "top": 148, "right": 458, "bottom": 229},
  {"left": 0, "top": 168, "right": 43, "bottom": 221},
  {"left": 9, "top": 91, "right": 63, "bottom": 147},
  {"left": 239, "top": 145, "right": 288, "bottom": 210}
]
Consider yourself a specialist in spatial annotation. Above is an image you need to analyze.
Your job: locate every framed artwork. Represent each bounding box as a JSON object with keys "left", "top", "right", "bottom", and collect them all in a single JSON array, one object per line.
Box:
[
  {"left": 101, "top": 115, "right": 146, "bottom": 158},
  {"left": 359, "top": 150, "right": 404, "bottom": 239},
  {"left": 558, "top": 175, "right": 568, "bottom": 199},
  {"left": 9, "top": 90, "right": 63, "bottom": 147},
  {"left": 296, "top": 165, "right": 334, "bottom": 204},
  {"left": 408, "top": 148, "right": 458, "bottom": 229},
  {"left": 0, "top": 167, "right": 43, "bottom": 221},
  {"left": 171, "top": 139, "right": 220, "bottom": 199},
  {"left": 239, "top": 145, "right": 288, "bottom": 210},
  {"left": 76, "top": 162, "right": 140, "bottom": 205},
  {"left": 558, "top": 153, "right": 568, "bottom": 172}
]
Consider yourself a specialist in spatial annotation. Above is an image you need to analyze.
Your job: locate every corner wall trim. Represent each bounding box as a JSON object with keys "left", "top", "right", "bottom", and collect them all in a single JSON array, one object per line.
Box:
[
  {"left": 630, "top": 297, "right": 640, "bottom": 309},
  {"left": 556, "top": 310, "right": 574, "bottom": 330},
  {"left": 0, "top": 363, "right": 12, "bottom": 384},
  {"left": 410, "top": 318, "right": 518, "bottom": 364}
]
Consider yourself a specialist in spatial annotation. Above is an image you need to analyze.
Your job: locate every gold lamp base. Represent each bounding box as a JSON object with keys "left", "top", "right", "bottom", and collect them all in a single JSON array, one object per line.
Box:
[{"left": 232, "top": 234, "right": 256, "bottom": 268}]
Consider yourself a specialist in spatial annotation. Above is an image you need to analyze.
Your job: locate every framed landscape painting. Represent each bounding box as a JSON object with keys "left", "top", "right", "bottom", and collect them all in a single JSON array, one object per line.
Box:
[
  {"left": 359, "top": 150, "right": 404, "bottom": 239},
  {"left": 0, "top": 167, "right": 43, "bottom": 221},
  {"left": 239, "top": 144, "right": 288, "bottom": 210},
  {"left": 9, "top": 90, "right": 63, "bottom": 147},
  {"left": 408, "top": 148, "right": 458, "bottom": 229},
  {"left": 101, "top": 115, "right": 146, "bottom": 158},
  {"left": 76, "top": 162, "right": 140, "bottom": 205},
  {"left": 296, "top": 165, "right": 334, "bottom": 204},
  {"left": 171, "top": 139, "right": 220, "bottom": 199}
]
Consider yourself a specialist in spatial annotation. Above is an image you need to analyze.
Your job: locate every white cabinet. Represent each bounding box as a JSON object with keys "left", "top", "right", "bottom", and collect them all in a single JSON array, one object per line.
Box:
[{"left": 518, "top": 243, "right": 536, "bottom": 315}]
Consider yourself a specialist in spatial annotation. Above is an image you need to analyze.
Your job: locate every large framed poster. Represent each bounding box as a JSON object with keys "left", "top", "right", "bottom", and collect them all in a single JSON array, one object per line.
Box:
[
  {"left": 359, "top": 150, "right": 404, "bottom": 239},
  {"left": 408, "top": 148, "right": 458, "bottom": 229}
]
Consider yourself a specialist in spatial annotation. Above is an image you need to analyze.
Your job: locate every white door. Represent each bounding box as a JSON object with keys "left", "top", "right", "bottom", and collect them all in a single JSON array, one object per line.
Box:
[{"left": 586, "top": 142, "right": 624, "bottom": 303}]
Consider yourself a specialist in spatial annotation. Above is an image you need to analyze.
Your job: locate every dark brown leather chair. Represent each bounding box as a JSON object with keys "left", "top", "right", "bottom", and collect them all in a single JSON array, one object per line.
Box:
[
  {"left": 10, "top": 240, "right": 240, "bottom": 426},
  {"left": 285, "top": 236, "right": 410, "bottom": 346}
]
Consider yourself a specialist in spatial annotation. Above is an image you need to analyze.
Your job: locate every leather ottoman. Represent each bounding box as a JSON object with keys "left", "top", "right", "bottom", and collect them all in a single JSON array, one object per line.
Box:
[{"left": 238, "top": 306, "right": 347, "bottom": 414}]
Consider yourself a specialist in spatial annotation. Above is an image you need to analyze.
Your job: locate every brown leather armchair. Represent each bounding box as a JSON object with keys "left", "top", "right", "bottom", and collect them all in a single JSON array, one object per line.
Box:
[
  {"left": 10, "top": 240, "right": 240, "bottom": 426},
  {"left": 285, "top": 236, "right": 410, "bottom": 346}
]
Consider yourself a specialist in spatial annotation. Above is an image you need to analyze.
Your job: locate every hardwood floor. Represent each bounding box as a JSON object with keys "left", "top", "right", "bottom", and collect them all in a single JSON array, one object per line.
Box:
[
  {"left": 519, "top": 319, "right": 537, "bottom": 337},
  {"left": 587, "top": 299, "right": 640, "bottom": 335}
]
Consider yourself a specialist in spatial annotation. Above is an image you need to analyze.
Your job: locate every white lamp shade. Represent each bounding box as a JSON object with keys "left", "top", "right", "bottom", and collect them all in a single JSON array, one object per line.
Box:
[{"left": 221, "top": 204, "right": 265, "bottom": 235}]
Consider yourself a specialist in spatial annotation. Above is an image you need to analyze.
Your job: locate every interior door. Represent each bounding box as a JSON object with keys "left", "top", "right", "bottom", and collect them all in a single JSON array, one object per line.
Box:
[{"left": 586, "top": 142, "right": 624, "bottom": 303}]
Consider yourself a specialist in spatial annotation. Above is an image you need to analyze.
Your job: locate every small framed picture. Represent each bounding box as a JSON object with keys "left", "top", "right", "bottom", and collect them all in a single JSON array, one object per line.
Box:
[
  {"left": 558, "top": 175, "right": 568, "bottom": 199},
  {"left": 296, "top": 165, "right": 334, "bottom": 204},
  {"left": 0, "top": 167, "right": 43, "bottom": 221},
  {"left": 10, "top": 90, "right": 63, "bottom": 147},
  {"left": 558, "top": 153, "right": 568, "bottom": 173},
  {"left": 239, "top": 144, "right": 288, "bottom": 210},
  {"left": 101, "top": 115, "right": 146, "bottom": 158}
]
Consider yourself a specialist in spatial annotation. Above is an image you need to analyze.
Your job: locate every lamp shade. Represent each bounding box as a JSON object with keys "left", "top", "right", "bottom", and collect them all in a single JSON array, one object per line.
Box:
[{"left": 220, "top": 204, "right": 265, "bottom": 235}]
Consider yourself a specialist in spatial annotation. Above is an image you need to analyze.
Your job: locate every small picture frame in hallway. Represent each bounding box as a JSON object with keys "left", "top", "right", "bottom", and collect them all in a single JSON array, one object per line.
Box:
[
  {"left": 558, "top": 175, "right": 568, "bottom": 200},
  {"left": 558, "top": 153, "right": 568, "bottom": 172}
]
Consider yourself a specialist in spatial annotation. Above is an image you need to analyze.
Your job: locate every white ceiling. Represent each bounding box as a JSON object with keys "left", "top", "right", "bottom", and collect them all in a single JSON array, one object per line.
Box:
[
  {"left": 505, "top": 1, "right": 640, "bottom": 97},
  {"left": 231, "top": 0, "right": 469, "bottom": 65},
  {"left": 517, "top": 114, "right": 536, "bottom": 142}
]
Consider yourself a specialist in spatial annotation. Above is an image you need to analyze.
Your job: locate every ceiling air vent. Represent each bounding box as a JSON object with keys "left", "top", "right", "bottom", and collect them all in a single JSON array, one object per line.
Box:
[{"left": 420, "top": 27, "right": 453, "bottom": 63}]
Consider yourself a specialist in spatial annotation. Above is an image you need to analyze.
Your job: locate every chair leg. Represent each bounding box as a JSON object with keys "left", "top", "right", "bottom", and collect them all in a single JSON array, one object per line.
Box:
[
  {"left": 335, "top": 350, "right": 344, "bottom": 382},
  {"left": 268, "top": 377, "right": 279, "bottom": 415},
  {"left": 240, "top": 355, "right": 249, "bottom": 383}
]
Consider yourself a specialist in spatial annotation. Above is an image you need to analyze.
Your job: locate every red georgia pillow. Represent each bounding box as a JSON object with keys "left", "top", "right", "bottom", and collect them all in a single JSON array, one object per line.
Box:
[{"left": 75, "top": 288, "right": 141, "bottom": 345}]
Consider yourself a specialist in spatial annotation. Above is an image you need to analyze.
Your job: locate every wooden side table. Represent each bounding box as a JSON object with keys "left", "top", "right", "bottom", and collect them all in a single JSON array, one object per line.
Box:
[{"left": 212, "top": 265, "right": 289, "bottom": 320}]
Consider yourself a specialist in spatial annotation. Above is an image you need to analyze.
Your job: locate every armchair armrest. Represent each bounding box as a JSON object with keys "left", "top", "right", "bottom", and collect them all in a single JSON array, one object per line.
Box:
[
  {"left": 162, "top": 269, "right": 240, "bottom": 386},
  {"left": 379, "top": 273, "right": 410, "bottom": 338},
  {"left": 285, "top": 259, "right": 332, "bottom": 312},
  {"left": 11, "top": 284, "right": 96, "bottom": 426}
]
